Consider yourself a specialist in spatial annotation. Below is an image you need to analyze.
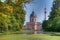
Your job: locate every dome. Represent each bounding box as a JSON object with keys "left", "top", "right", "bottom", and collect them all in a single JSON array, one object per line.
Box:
[{"left": 30, "top": 11, "right": 36, "bottom": 17}]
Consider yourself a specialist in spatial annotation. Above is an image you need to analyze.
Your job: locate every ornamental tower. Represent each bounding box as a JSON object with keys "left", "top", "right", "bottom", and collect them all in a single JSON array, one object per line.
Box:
[
  {"left": 44, "top": 8, "right": 47, "bottom": 20},
  {"left": 30, "top": 11, "right": 37, "bottom": 22}
]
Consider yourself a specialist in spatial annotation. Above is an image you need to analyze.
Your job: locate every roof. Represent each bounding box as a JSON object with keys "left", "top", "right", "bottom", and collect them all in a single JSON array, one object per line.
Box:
[{"left": 30, "top": 11, "right": 36, "bottom": 17}]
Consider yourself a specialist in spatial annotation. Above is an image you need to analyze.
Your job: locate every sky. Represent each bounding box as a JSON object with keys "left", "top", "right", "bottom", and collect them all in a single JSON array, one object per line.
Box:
[
  {"left": 1, "top": 0, "right": 53, "bottom": 25},
  {"left": 24, "top": 0, "right": 53, "bottom": 24}
]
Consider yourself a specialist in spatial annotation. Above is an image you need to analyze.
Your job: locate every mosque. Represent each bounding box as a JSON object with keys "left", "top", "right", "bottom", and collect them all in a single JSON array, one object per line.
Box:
[{"left": 23, "top": 8, "right": 46, "bottom": 30}]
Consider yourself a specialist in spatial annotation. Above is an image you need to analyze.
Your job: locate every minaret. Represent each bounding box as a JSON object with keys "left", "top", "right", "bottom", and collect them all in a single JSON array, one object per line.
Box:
[{"left": 44, "top": 8, "right": 47, "bottom": 20}]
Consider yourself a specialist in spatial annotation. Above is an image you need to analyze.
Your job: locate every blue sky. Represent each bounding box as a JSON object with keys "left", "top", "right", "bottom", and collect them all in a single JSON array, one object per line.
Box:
[
  {"left": 1, "top": 0, "right": 53, "bottom": 24},
  {"left": 24, "top": 0, "right": 53, "bottom": 24}
]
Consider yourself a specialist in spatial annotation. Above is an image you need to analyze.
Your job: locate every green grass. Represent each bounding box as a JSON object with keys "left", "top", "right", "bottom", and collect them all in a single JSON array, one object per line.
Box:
[{"left": 0, "top": 33, "right": 60, "bottom": 40}]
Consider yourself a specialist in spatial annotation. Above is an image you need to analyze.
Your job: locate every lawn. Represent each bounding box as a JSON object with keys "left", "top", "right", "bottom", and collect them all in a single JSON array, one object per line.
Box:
[{"left": 0, "top": 33, "right": 60, "bottom": 40}]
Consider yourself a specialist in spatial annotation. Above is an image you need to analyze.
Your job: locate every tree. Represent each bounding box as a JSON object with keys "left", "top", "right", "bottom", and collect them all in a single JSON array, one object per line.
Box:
[
  {"left": 42, "top": 0, "right": 60, "bottom": 32},
  {"left": 6, "top": 0, "right": 12, "bottom": 3},
  {"left": 0, "top": 0, "right": 31, "bottom": 32}
]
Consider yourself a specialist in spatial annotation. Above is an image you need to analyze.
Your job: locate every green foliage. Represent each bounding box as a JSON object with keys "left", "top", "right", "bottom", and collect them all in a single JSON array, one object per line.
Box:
[
  {"left": 42, "top": 20, "right": 48, "bottom": 31},
  {"left": 42, "top": 0, "right": 60, "bottom": 32},
  {"left": 0, "top": 0, "right": 31, "bottom": 33}
]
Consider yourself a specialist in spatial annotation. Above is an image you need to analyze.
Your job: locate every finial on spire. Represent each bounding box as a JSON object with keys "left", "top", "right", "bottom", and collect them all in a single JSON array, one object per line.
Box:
[
  {"left": 32, "top": 8, "right": 34, "bottom": 12},
  {"left": 30, "top": 8, "right": 36, "bottom": 17}
]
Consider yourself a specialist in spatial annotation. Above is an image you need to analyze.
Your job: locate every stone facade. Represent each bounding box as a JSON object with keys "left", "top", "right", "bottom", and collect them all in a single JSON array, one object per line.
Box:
[{"left": 23, "top": 11, "right": 42, "bottom": 30}]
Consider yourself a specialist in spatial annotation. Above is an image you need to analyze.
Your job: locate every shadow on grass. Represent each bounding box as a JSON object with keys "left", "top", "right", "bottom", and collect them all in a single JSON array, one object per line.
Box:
[
  {"left": 43, "top": 32, "right": 60, "bottom": 36},
  {"left": 28, "top": 38, "right": 42, "bottom": 40},
  {"left": 50, "top": 33, "right": 60, "bottom": 36}
]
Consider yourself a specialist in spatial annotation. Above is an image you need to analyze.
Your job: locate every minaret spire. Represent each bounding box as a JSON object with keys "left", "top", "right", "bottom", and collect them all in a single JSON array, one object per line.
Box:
[
  {"left": 44, "top": 0, "right": 47, "bottom": 20},
  {"left": 44, "top": 7, "right": 47, "bottom": 20}
]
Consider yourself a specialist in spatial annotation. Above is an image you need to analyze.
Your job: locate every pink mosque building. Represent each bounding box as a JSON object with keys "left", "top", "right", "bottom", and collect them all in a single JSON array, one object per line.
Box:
[{"left": 23, "top": 11, "right": 42, "bottom": 30}]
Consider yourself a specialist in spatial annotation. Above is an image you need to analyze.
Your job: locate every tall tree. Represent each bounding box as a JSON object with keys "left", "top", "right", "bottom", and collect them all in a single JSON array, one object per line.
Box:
[
  {"left": 0, "top": 0, "right": 31, "bottom": 32},
  {"left": 42, "top": 0, "right": 60, "bottom": 32}
]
